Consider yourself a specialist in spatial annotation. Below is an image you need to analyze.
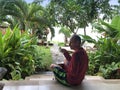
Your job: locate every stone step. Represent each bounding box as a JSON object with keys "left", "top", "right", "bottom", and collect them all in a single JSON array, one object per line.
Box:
[
  {"left": 2, "top": 75, "right": 120, "bottom": 90},
  {"left": 26, "top": 72, "right": 104, "bottom": 81},
  {"left": 25, "top": 71, "right": 54, "bottom": 80},
  {"left": 25, "top": 74, "right": 54, "bottom": 80}
]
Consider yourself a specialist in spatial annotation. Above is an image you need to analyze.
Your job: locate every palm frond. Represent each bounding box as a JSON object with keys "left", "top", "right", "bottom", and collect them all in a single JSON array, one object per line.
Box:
[
  {"left": 28, "top": 3, "right": 44, "bottom": 19},
  {"left": 111, "top": 15, "right": 120, "bottom": 32},
  {"left": 13, "top": 0, "right": 28, "bottom": 18},
  {"left": 30, "top": 16, "right": 47, "bottom": 25},
  {"left": 80, "top": 34, "right": 96, "bottom": 43}
]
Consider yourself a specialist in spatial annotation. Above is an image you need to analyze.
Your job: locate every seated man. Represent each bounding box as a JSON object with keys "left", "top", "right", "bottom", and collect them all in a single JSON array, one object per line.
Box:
[{"left": 50, "top": 34, "right": 88, "bottom": 86}]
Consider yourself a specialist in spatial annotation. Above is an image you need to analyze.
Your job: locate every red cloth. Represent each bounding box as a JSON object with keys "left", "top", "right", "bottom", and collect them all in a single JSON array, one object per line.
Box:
[{"left": 63, "top": 47, "right": 88, "bottom": 85}]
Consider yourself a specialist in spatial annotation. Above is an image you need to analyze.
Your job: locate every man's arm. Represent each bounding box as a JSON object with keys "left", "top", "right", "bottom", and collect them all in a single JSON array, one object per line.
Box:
[{"left": 60, "top": 49, "right": 71, "bottom": 61}]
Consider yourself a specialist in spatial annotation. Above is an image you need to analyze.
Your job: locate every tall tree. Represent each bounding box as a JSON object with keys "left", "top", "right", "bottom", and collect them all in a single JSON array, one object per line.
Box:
[
  {"left": 59, "top": 25, "right": 71, "bottom": 45},
  {"left": 0, "top": 0, "right": 49, "bottom": 34},
  {"left": 48, "top": 0, "right": 112, "bottom": 35}
]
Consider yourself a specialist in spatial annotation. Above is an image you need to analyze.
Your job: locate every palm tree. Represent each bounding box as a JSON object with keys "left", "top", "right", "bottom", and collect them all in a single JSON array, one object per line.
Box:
[
  {"left": 59, "top": 25, "right": 71, "bottom": 46},
  {"left": 0, "top": 0, "right": 56, "bottom": 40},
  {"left": 0, "top": 0, "right": 28, "bottom": 30},
  {"left": 0, "top": 0, "right": 48, "bottom": 34}
]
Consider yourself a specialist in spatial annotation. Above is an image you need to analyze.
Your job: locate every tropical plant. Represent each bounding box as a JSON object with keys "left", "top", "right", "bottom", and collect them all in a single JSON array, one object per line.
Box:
[
  {"left": 99, "top": 62, "right": 120, "bottom": 79},
  {"left": 34, "top": 46, "right": 52, "bottom": 72},
  {"left": 59, "top": 26, "right": 71, "bottom": 46},
  {"left": 0, "top": 26, "right": 39, "bottom": 80},
  {"left": 48, "top": 0, "right": 112, "bottom": 35},
  {"left": 87, "top": 15, "right": 120, "bottom": 79},
  {"left": 0, "top": 0, "right": 55, "bottom": 38},
  {"left": 94, "top": 15, "right": 120, "bottom": 37}
]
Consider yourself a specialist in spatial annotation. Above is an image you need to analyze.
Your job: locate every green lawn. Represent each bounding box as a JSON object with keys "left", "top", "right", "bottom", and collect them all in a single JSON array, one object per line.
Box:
[{"left": 35, "top": 46, "right": 53, "bottom": 72}]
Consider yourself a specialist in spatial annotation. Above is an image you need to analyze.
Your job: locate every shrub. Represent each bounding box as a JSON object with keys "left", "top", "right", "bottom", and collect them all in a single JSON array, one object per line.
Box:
[
  {"left": 87, "top": 37, "right": 120, "bottom": 79},
  {"left": 34, "top": 46, "right": 52, "bottom": 72},
  {"left": 0, "top": 26, "right": 38, "bottom": 80}
]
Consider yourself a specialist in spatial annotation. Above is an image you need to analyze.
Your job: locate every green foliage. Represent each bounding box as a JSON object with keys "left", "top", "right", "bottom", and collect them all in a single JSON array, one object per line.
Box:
[
  {"left": 87, "top": 37, "right": 120, "bottom": 79},
  {"left": 0, "top": 26, "right": 38, "bottom": 80},
  {"left": 59, "top": 26, "right": 71, "bottom": 37},
  {"left": 80, "top": 34, "right": 96, "bottom": 43},
  {"left": 99, "top": 62, "right": 120, "bottom": 79},
  {"left": 34, "top": 46, "right": 52, "bottom": 72},
  {"left": 9, "top": 64, "right": 22, "bottom": 80},
  {"left": 0, "top": 0, "right": 55, "bottom": 38},
  {"left": 59, "top": 26, "right": 71, "bottom": 45},
  {"left": 49, "top": 0, "right": 111, "bottom": 33},
  {"left": 58, "top": 42, "right": 65, "bottom": 47},
  {"left": 87, "top": 16, "right": 120, "bottom": 79},
  {"left": 93, "top": 15, "right": 120, "bottom": 38}
]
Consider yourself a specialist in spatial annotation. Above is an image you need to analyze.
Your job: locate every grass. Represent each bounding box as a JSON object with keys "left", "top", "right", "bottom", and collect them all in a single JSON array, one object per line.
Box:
[
  {"left": 35, "top": 46, "right": 53, "bottom": 72},
  {"left": 58, "top": 42, "right": 65, "bottom": 47}
]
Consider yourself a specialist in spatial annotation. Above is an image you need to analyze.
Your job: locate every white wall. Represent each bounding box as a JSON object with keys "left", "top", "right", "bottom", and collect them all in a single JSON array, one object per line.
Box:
[{"left": 47, "top": 25, "right": 101, "bottom": 43}]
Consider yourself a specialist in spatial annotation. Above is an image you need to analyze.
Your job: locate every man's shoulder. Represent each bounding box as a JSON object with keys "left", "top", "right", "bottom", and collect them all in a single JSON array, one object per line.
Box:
[{"left": 74, "top": 49, "right": 87, "bottom": 55}]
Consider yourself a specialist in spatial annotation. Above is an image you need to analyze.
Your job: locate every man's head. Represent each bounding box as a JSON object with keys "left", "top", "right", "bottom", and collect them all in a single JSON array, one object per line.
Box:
[{"left": 69, "top": 34, "right": 81, "bottom": 50}]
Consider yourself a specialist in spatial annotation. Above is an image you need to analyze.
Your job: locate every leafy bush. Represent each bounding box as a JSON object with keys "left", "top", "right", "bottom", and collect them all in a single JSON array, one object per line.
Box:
[
  {"left": 87, "top": 15, "right": 120, "bottom": 79},
  {"left": 34, "top": 46, "right": 52, "bottom": 72},
  {"left": 0, "top": 26, "right": 38, "bottom": 80},
  {"left": 99, "top": 62, "right": 120, "bottom": 79},
  {"left": 87, "top": 37, "right": 120, "bottom": 78}
]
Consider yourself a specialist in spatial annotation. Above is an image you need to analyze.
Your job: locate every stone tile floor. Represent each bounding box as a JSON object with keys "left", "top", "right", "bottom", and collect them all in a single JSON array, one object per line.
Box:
[{"left": 1, "top": 75, "right": 120, "bottom": 90}]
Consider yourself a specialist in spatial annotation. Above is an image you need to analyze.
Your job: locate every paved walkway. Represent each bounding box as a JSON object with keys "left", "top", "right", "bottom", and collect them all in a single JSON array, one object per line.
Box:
[{"left": 50, "top": 44, "right": 65, "bottom": 64}]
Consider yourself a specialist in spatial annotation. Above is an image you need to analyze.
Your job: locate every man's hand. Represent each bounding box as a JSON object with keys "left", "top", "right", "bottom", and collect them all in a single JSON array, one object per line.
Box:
[
  {"left": 60, "top": 48, "right": 67, "bottom": 53},
  {"left": 64, "top": 59, "right": 69, "bottom": 65},
  {"left": 50, "top": 64, "right": 62, "bottom": 69},
  {"left": 50, "top": 64, "right": 56, "bottom": 69}
]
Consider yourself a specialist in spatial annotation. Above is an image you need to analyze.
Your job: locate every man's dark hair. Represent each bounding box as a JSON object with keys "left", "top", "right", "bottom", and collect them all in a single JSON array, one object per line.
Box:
[{"left": 71, "top": 34, "right": 81, "bottom": 44}]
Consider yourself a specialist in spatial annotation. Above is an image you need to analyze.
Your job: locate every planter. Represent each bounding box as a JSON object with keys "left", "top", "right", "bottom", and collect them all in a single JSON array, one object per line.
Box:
[{"left": 0, "top": 83, "right": 4, "bottom": 90}]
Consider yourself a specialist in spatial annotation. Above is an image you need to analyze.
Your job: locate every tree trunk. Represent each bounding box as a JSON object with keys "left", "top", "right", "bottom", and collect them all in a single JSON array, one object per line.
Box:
[
  {"left": 64, "top": 36, "right": 68, "bottom": 46},
  {"left": 84, "top": 27, "right": 86, "bottom": 36},
  {"left": 81, "top": 27, "right": 86, "bottom": 46}
]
